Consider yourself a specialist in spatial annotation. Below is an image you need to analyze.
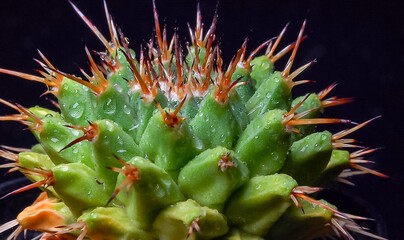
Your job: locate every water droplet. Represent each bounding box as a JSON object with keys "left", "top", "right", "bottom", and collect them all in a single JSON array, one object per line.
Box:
[
  {"left": 114, "top": 84, "right": 123, "bottom": 93},
  {"left": 129, "top": 123, "right": 139, "bottom": 131},
  {"left": 51, "top": 137, "right": 59, "bottom": 143},
  {"left": 103, "top": 99, "right": 116, "bottom": 115},
  {"left": 104, "top": 121, "right": 115, "bottom": 131},
  {"left": 117, "top": 136, "right": 124, "bottom": 145},
  {"left": 123, "top": 105, "right": 131, "bottom": 115},
  {"left": 71, "top": 130, "right": 80, "bottom": 137},
  {"left": 69, "top": 103, "right": 84, "bottom": 119}
]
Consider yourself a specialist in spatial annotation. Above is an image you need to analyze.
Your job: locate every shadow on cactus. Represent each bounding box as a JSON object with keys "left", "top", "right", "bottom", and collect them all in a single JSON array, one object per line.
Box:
[{"left": 0, "top": 0, "right": 388, "bottom": 239}]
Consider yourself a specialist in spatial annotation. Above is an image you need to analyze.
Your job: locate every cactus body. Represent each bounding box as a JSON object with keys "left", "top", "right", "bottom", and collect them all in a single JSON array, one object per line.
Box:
[{"left": 0, "top": 1, "right": 387, "bottom": 240}]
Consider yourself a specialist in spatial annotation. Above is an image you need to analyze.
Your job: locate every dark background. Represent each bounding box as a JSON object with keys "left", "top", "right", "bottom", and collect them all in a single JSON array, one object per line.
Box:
[{"left": 0, "top": 0, "right": 403, "bottom": 239}]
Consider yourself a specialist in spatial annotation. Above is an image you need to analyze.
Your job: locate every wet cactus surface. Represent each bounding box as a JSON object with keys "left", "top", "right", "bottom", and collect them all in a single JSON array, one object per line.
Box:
[{"left": 0, "top": 1, "right": 391, "bottom": 239}]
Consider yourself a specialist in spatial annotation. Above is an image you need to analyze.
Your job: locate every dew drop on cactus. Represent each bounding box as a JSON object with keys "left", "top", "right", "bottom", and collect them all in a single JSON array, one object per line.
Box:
[{"left": 0, "top": 1, "right": 388, "bottom": 239}]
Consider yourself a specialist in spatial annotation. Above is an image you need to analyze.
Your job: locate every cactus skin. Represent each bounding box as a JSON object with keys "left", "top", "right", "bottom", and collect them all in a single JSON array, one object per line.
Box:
[
  {"left": 225, "top": 174, "right": 298, "bottom": 236},
  {"left": 0, "top": 1, "right": 387, "bottom": 240},
  {"left": 266, "top": 199, "right": 336, "bottom": 240}
]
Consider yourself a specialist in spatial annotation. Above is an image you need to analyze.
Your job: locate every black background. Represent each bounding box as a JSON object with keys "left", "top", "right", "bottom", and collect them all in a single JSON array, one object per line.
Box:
[{"left": 0, "top": 0, "right": 403, "bottom": 239}]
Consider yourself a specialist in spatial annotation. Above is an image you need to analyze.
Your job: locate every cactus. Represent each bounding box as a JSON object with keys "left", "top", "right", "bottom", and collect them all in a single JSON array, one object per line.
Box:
[{"left": 0, "top": 1, "right": 388, "bottom": 239}]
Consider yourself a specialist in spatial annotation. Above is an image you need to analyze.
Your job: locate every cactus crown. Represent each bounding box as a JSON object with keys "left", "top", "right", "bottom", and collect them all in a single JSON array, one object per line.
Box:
[{"left": 0, "top": 1, "right": 387, "bottom": 240}]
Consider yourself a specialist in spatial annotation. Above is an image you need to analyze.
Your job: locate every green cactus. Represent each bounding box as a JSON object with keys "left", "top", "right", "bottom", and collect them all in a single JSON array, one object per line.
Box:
[{"left": 0, "top": 1, "right": 388, "bottom": 239}]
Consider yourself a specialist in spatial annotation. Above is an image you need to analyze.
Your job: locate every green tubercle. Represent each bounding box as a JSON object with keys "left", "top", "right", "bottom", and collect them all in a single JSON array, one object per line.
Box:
[
  {"left": 225, "top": 174, "right": 298, "bottom": 236},
  {"left": 178, "top": 146, "right": 249, "bottom": 211},
  {"left": 235, "top": 109, "right": 290, "bottom": 176},
  {"left": 153, "top": 199, "right": 229, "bottom": 240}
]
